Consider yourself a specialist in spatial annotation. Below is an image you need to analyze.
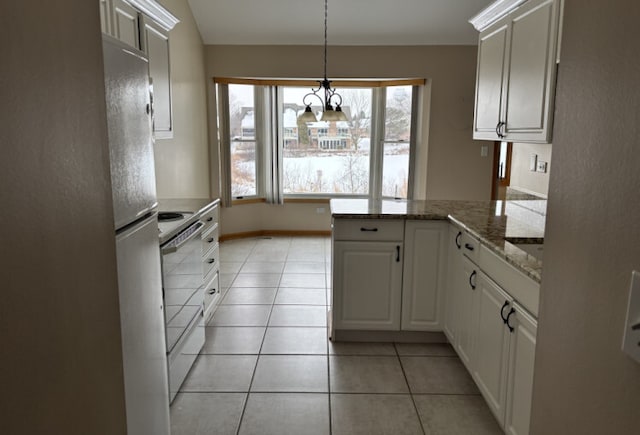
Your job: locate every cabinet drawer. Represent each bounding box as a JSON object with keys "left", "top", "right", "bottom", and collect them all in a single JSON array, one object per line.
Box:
[
  {"left": 202, "top": 225, "right": 219, "bottom": 255},
  {"left": 203, "top": 271, "right": 221, "bottom": 320},
  {"left": 333, "top": 219, "right": 404, "bottom": 241},
  {"left": 461, "top": 232, "right": 480, "bottom": 263},
  {"left": 200, "top": 204, "right": 219, "bottom": 234},
  {"left": 479, "top": 244, "right": 539, "bottom": 317},
  {"left": 202, "top": 243, "right": 220, "bottom": 279}
]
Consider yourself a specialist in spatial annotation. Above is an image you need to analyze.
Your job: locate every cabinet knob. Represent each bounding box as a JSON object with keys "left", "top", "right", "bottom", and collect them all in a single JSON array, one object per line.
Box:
[{"left": 207, "top": 237, "right": 214, "bottom": 243}]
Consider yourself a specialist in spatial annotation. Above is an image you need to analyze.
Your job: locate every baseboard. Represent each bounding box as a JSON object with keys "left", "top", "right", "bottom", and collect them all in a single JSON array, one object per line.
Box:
[
  {"left": 220, "top": 229, "right": 331, "bottom": 242},
  {"left": 331, "top": 329, "right": 448, "bottom": 343}
]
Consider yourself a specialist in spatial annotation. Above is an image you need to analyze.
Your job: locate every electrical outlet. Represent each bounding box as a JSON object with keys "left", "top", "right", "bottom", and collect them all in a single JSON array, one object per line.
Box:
[
  {"left": 536, "top": 161, "right": 548, "bottom": 173},
  {"left": 622, "top": 271, "right": 640, "bottom": 363},
  {"left": 530, "top": 154, "right": 538, "bottom": 171}
]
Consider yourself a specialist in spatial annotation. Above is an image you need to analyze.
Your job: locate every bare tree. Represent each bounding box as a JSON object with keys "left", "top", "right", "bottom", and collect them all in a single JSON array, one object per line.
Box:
[{"left": 341, "top": 89, "right": 371, "bottom": 151}]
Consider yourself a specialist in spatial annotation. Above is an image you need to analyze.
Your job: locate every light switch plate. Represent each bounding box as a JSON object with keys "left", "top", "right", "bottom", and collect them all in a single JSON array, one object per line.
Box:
[
  {"left": 530, "top": 154, "right": 538, "bottom": 171},
  {"left": 536, "top": 161, "right": 548, "bottom": 173},
  {"left": 622, "top": 270, "right": 640, "bottom": 363}
]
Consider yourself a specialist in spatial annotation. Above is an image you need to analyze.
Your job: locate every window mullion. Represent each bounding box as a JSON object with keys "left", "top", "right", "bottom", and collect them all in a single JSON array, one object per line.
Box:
[
  {"left": 369, "top": 87, "right": 386, "bottom": 200},
  {"left": 407, "top": 85, "right": 420, "bottom": 200}
]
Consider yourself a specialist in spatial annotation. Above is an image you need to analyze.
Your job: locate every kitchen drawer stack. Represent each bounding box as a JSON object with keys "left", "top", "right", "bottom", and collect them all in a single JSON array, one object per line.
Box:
[{"left": 200, "top": 203, "right": 220, "bottom": 324}]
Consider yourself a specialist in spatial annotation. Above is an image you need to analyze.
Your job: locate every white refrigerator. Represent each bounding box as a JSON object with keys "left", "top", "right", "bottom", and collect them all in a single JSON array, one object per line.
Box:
[{"left": 103, "top": 35, "right": 170, "bottom": 435}]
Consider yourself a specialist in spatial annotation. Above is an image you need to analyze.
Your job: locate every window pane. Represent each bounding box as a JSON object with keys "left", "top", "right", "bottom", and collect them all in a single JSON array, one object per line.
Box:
[
  {"left": 382, "top": 141, "right": 410, "bottom": 198},
  {"left": 230, "top": 140, "right": 256, "bottom": 197},
  {"left": 229, "top": 84, "right": 257, "bottom": 197},
  {"left": 382, "top": 86, "right": 412, "bottom": 198},
  {"left": 282, "top": 87, "right": 371, "bottom": 195}
]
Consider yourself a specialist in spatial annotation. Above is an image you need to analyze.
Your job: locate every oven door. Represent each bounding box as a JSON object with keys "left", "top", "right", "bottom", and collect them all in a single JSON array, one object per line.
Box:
[{"left": 161, "top": 220, "right": 205, "bottom": 354}]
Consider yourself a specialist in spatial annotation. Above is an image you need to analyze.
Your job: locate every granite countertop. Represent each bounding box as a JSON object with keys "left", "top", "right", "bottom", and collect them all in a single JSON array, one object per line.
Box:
[
  {"left": 330, "top": 198, "right": 545, "bottom": 283},
  {"left": 157, "top": 198, "right": 220, "bottom": 244}
]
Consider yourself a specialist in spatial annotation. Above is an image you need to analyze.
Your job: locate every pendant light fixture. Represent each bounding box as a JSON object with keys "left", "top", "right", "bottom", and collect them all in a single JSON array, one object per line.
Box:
[{"left": 298, "top": 0, "right": 348, "bottom": 123}]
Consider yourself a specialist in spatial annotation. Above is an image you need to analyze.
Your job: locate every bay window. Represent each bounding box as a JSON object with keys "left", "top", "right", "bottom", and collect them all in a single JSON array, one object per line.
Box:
[{"left": 216, "top": 78, "right": 422, "bottom": 204}]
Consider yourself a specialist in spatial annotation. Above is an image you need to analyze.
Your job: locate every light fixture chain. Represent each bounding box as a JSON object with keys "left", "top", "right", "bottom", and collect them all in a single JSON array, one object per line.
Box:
[{"left": 324, "top": 0, "right": 328, "bottom": 80}]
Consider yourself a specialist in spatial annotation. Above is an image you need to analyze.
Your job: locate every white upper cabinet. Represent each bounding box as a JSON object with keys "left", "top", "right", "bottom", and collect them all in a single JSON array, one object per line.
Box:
[
  {"left": 113, "top": 0, "right": 142, "bottom": 50},
  {"left": 141, "top": 17, "right": 173, "bottom": 138},
  {"left": 100, "top": 0, "right": 179, "bottom": 139},
  {"left": 471, "top": 0, "right": 562, "bottom": 143}
]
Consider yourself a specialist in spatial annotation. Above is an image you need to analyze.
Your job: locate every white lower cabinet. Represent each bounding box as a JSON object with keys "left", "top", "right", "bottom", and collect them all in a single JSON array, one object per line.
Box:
[
  {"left": 505, "top": 302, "right": 537, "bottom": 435},
  {"left": 401, "top": 221, "right": 448, "bottom": 330},
  {"left": 443, "top": 225, "right": 463, "bottom": 342},
  {"left": 473, "top": 272, "right": 513, "bottom": 426},
  {"left": 455, "top": 255, "right": 479, "bottom": 371},
  {"left": 332, "top": 218, "right": 447, "bottom": 332},
  {"left": 332, "top": 240, "right": 403, "bottom": 330},
  {"left": 444, "top": 223, "right": 538, "bottom": 434}
]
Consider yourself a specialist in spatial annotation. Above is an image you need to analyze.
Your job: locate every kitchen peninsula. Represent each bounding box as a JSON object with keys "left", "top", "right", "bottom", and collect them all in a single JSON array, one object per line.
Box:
[{"left": 330, "top": 197, "right": 544, "bottom": 433}]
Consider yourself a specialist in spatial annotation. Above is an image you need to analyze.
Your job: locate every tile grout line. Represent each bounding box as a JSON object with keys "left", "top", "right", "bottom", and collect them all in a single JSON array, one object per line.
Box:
[
  {"left": 232, "top": 238, "right": 272, "bottom": 435},
  {"left": 325, "top": 238, "right": 333, "bottom": 435},
  {"left": 395, "top": 343, "right": 427, "bottom": 435}
]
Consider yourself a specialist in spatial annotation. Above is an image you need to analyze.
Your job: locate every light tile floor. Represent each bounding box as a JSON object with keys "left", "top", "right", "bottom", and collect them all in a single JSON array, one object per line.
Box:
[{"left": 171, "top": 236, "right": 502, "bottom": 435}]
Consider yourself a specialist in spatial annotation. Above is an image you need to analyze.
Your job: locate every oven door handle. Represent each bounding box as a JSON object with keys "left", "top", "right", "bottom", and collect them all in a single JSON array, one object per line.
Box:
[{"left": 161, "top": 221, "right": 205, "bottom": 254}]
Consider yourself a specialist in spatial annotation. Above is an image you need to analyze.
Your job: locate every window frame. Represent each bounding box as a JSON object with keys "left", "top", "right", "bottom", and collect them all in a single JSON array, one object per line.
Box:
[{"left": 216, "top": 78, "right": 423, "bottom": 203}]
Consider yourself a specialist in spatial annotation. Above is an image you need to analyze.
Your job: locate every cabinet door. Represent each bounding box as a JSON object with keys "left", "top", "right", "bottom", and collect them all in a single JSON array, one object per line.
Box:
[
  {"left": 113, "top": 0, "right": 141, "bottom": 50},
  {"left": 455, "top": 256, "right": 479, "bottom": 370},
  {"left": 443, "top": 226, "right": 463, "bottom": 342},
  {"left": 504, "top": 0, "right": 560, "bottom": 142},
  {"left": 99, "top": 0, "right": 113, "bottom": 35},
  {"left": 505, "top": 302, "right": 537, "bottom": 435},
  {"left": 401, "top": 221, "right": 447, "bottom": 331},
  {"left": 473, "top": 22, "right": 509, "bottom": 140},
  {"left": 473, "top": 272, "right": 512, "bottom": 427},
  {"left": 141, "top": 17, "right": 173, "bottom": 139},
  {"left": 333, "top": 241, "right": 403, "bottom": 331}
]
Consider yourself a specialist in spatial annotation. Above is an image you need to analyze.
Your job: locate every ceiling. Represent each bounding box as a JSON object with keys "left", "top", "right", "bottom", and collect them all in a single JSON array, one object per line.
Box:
[{"left": 187, "top": 0, "right": 494, "bottom": 46}]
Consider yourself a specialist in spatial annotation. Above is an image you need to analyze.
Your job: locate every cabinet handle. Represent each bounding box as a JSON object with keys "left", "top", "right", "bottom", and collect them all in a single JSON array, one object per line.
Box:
[
  {"left": 208, "top": 288, "right": 216, "bottom": 295},
  {"left": 469, "top": 270, "right": 477, "bottom": 290},
  {"left": 496, "top": 121, "right": 506, "bottom": 139},
  {"left": 464, "top": 243, "right": 475, "bottom": 252},
  {"left": 396, "top": 245, "right": 400, "bottom": 262},
  {"left": 360, "top": 227, "right": 378, "bottom": 232},
  {"left": 500, "top": 300, "right": 510, "bottom": 324},
  {"left": 455, "top": 232, "right": 462, "bottom": 249},
  {"left": 207, "top": 237, "right": 214, "bottom": 243},
  {"left": 207, "top": 258, "right": 215, "bottom": 264},
  {"left": 207, "top": 217, "right": 213, "bottom": 222},
  {"left": 506, "top": 307, "right": 516, "bottom": 332}
]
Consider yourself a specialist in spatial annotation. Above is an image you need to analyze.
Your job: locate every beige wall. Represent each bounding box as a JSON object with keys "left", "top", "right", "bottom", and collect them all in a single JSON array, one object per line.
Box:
[
  {"left": 510, "top": 142, "right": 552, "bottom": 197},
  {"left": 205, "top": 45, "right": 493, "bottom": 234},
  {"left": 154, "top": 0, "right": 210, "bottom": 199},
  {"left": 531, "top": 1, "right": 640, "bottom": 433},
  {"left": 0, "top": 1, "right": 127, "bottom": 433}
]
